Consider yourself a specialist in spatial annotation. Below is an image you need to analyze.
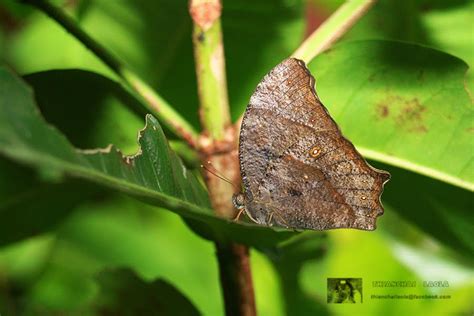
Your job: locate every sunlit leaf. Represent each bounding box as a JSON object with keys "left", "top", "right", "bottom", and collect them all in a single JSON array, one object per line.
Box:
[
  {"left": 308, "top": 40, "right": 473, "bottom": 255},
  {"left": 309, "top": 40, "right": 473, "bottom": 189}
]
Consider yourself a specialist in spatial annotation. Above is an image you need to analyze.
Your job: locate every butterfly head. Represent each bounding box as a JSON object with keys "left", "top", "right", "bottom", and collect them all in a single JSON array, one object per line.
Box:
[
  {"left": 232, "top": 193, "right": 262, "bottom": 224},
  {"left": 232, "top": 193, "right": 245, "bottom": 210}
]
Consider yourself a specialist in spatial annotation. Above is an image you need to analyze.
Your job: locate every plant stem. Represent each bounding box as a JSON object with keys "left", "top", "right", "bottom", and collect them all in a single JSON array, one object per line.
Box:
[
  {"left": 216, "top": 243, "right": 256, "bottom": 316},
  {"left": 122, "top": 70, "right": 199, "bottom": 147},
  {"left": 292, "top": 0, "right": 376, "bottom": 64},
  {"left": 190, "top": 0, "right": 231, "bottom": 139},
  {"left": 189, "top": 1, "right": 256, "bottom": 315},
  {"left": 23, "top": 0, "right": 199, "bottom": 148}
]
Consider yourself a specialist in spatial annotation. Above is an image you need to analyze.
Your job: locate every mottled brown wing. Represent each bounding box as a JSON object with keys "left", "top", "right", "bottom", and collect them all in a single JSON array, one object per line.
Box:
[{"left": 238, "top": 58, "right": 390, "bottom": 230}]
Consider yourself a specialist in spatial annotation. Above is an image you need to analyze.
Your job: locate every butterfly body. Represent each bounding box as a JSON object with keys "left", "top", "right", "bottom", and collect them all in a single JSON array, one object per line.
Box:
[{"left": 237, "top": 58, "right": 390, "bottom": 231}]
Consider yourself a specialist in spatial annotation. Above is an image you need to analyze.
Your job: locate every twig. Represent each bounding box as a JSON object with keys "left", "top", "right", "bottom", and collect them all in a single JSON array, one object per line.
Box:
[
  {"left": 189, "top": 1, "right": 256, "bottom": 315},
  {"left": 190, "top": 0, "right": 231, "bottom": 140},
  {"left": 292, "top": 0, "right": 377, "bottom": 64},
  {"left": 23, "top": 0, "right": 199, "bottom": 148}
]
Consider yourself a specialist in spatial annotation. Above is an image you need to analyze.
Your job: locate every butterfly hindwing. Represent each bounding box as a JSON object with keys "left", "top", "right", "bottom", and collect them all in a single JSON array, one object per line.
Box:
[{"left": 239, "top": 58, "right": 390, "bottom": 230}]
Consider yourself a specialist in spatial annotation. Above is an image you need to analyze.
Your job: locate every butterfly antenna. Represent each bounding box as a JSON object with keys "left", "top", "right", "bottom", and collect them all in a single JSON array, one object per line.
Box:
[{"left": 201, "top": 161, "right": 239, "bottom": 191}]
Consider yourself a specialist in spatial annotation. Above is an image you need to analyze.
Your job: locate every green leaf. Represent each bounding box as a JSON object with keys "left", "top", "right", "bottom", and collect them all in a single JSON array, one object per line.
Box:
[
  {"left": 0, "top": 67, "right": 296, "bottom": 248},
  {"left": 308, "top": 40, "right": 473, "bottom": 255},
  {"left": 381, "top": 162, "right": 473, "bottom": 256},
  {"left": 0, "top": 69, "right": 209, "bottom": 208},
  {"left": 93, "top": 268, "right": 201, "bottom": 315},
  {"left": 24, "top": 69, "right": 146, "bottom": 153},
  {"left": 0, "top": 69, "right": 145, "bottom": 246},
  {"left": 309, "top": 40, "right": 473, "bottom": 190}
]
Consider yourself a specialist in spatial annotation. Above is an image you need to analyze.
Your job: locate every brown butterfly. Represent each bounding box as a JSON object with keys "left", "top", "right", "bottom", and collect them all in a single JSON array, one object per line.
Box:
[{"left": 233, "top": 58, "right": 390, "bottom": 230}]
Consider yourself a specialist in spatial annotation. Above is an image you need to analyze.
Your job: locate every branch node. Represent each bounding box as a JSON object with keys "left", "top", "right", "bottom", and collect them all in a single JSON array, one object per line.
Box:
[{"left": 190, "top": 0, "right": 222, "bottom": 31}]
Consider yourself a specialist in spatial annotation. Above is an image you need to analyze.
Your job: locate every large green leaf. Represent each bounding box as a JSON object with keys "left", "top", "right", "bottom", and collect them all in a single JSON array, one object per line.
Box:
[
  {"left": 308, "top": 40, "right": 473, "bottom": 255},
  {"left": 0, "top": 67, "right": 295, "bottom": 248},
  {"left": 309, "top": 40, "right": 473, "bottom": 190},
  {"left": 0, "top": 69, "right": 146, "bottom": 246},
  {"left": 0, "top": 68, "right": 202, "bottom": 246}
]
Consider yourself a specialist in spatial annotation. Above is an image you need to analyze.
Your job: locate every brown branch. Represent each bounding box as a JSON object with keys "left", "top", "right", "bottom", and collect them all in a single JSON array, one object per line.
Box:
[{"left": 216, "top": 243, "right": 256, "bottom": 316}]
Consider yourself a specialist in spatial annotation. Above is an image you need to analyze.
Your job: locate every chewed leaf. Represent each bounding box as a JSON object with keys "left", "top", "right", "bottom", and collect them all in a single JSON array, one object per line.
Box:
[
  {"left": 0, "top": 67, "right": 297, "bottom": 247},
  {"left": 78, "top": 114, "right": 210, "bottom": 210}
]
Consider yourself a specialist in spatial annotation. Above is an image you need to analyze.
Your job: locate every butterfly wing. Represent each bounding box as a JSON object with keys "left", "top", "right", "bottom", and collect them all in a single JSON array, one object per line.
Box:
[{"left": 238, "top": 58, "right": 390, "bottom": 230}]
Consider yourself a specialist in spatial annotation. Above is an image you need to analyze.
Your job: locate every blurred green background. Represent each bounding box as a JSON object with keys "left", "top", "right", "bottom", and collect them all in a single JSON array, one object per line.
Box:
[{"left": 0, "top": 0, "right": 472, "bottom": 315}]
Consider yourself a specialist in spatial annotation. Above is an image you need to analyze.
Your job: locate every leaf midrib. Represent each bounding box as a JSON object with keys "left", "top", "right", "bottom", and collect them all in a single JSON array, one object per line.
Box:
[{"left": 360, "top": 147, "right": 474, "bottom": 191}]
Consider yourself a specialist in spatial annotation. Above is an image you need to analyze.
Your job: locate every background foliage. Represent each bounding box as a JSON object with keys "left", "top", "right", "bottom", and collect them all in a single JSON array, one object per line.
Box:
[{"left": 0, "top": 0, "right": 472, "bottom": 315}]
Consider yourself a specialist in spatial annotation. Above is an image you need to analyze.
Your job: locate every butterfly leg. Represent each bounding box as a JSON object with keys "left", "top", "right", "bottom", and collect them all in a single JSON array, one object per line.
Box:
[
  {"left": 267, "top": 212, "right": 274, "bottom": 227},
  {"left": 272, "top": 211, "right": 290, "bottom": 228},
  {"left": 265, "top": 209, "right": 288, "bottom": 228},
  {"left": 233, "top": 208, "right": 244, "bottom": 222}
]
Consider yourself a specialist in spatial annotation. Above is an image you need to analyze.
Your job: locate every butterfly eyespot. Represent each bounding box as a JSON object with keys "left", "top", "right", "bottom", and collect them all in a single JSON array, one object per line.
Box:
[{"left": 309, "top": 146, "right": 321, "bottom": 158}]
